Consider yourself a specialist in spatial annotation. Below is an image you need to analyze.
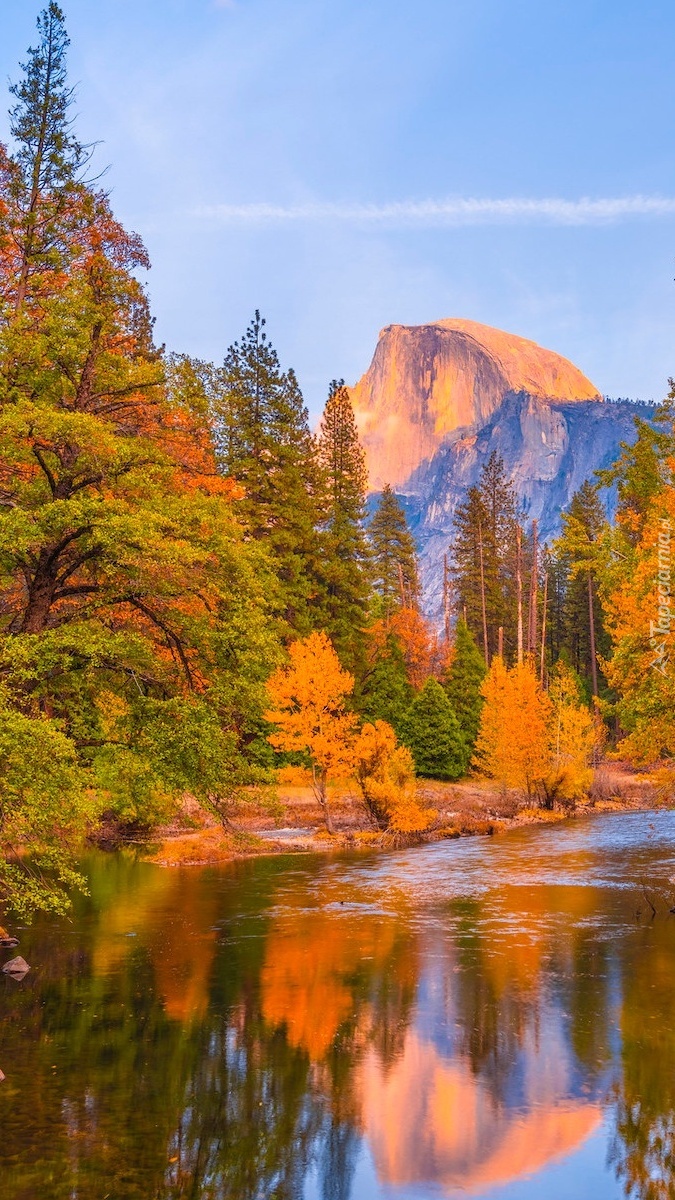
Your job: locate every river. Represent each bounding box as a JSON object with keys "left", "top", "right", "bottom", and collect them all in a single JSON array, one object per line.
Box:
[{"left": 1, "top": 810, "right": 674, "bottom": 1199}]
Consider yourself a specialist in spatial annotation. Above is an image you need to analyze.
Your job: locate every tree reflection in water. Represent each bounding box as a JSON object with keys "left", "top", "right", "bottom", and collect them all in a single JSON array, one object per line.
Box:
[{"left": 0, "top": 821, "right": 673, "bottom": 1200}]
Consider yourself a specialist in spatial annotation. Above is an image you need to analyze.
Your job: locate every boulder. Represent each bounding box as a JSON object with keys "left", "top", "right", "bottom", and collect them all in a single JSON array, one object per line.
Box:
[{"left": 2, "top": 955, "right": 30, "bottom": 979}]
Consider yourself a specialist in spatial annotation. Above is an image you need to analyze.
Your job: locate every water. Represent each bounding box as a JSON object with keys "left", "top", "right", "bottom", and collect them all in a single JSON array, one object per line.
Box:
[{"left": 1, "top": 811, "right": 674, "bottom": 1199}]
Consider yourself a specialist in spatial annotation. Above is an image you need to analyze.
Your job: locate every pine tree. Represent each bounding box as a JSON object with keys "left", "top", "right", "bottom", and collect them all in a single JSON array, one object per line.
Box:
[
  {"left": 597, "top": 392, "right": 675, "bottom": 545},
  {"left": 317, "top": 379, "right": 371, "bottom": 668},
  {"left": 211, "top": 312, "right": 324, "bottom": 634},
  {"left": 451, "top": 453, "right": 521, "bottom": 662},
  {"left": 443, "top": 618, "right": 486, "bottom": 750},
  {"left": 555, "top": 482, "right": 609, "bottom": 697},
  {"left": 6, "top": 3, "right": 88, "bottom": 314},
  {"left": 368, "top": 484, "right": 419, "bottom": 615},
  {"left": 401, "top": 678, "right": 467, "bottom": 780}
]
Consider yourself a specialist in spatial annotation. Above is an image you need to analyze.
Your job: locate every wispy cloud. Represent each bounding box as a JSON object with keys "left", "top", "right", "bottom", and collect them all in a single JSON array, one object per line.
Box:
[{"left": 194, "top": 195, "right": 675, "bottom": 227}]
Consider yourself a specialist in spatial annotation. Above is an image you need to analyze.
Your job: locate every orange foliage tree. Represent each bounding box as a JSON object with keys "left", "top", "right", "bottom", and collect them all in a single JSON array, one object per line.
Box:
[
  {"left": 353, "top": 719, "right": 433, "bottom": 833},
  {"left": 545, "top": 662, "right": 596, "bottom": 806},
  {"left": 265, "top": 631, "right": 358, "bottom": 832},
  {"left": 474, "top": 659, "right": 552, "bottom": 799},
  {"left": 475, "top": 658, "right": 598, "bottom": 806}
]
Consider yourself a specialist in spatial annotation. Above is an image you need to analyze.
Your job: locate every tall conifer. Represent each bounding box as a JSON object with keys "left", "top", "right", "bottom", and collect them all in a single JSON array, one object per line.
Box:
[
  {"left": 317, "top": 379, "right": 371, "bottom": 668},
  {"left": 451, "top": 453, "right": 521, "bottom": 661},
  {"left": 368, "top": 485, "right": 419, "bottom": 615},
  {"left": 7, "top": 3, "right": 88, "bottom": 313},
  {"left": 212, "top": 312, "right": 324, "bottom": 634},
  {"left": 443, "top": 618, "right": 486, "bottom": 750}
]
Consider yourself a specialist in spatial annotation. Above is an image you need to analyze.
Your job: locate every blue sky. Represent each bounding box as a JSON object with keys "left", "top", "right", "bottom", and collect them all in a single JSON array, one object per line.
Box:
[{"left": 2, "top": 0, "right": 675, "bottom": 416}]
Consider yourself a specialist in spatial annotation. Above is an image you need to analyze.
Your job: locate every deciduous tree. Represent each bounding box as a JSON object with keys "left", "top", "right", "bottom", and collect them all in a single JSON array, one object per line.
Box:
[
  {"left": 264, "top": 631, "right": 358, "bottom": 832},
  {"left": 474, "top": 659, "right": 552, "bottom": 798}
]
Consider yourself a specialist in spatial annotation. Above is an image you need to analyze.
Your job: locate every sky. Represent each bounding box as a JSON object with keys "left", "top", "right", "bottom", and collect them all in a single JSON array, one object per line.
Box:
[{"left": 2, "top": 0, "right": 675, "bottom": 417}]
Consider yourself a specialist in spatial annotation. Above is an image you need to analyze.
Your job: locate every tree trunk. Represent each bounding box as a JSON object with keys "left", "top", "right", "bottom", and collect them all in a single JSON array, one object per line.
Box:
[
  {"left": 540, "top": 570, "right": 548, "bottom": 685},
  {"left": 478, "top": 520, "right": 489, "bottom": 666},
  {"left": 527, "top": 519, "right": 538, "bottom": 654},
  {"left": 587, "top": 572, "right": 599, "bottom": 697},
  {"left": 516, "top": 525, "right": 523, "bottom": 665},
  {"left": 313, "top": 765, "right": 335, "bottom": 834}
]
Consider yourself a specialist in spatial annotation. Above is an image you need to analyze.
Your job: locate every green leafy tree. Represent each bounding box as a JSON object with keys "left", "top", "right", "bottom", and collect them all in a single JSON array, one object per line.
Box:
[
  {"left": 0, "top": 689, "right": 92, "bottom": 915},
  {"left": 0, "top": 13, "right": 281, "bottom": 910},
  {"left": 443, "top": 617, "right": 486, "bottom": 749},
  {"left": 401, "top": 677, "right": 467, "bottom": 780},
  {"left": 368, "top": 485, "right": 419, "bottom": 615},
  {"left": 317, "top": 378, "right": 371, "bottom": 669}
]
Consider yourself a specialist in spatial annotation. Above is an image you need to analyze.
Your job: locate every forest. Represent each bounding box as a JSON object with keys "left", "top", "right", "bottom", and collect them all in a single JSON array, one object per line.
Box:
[{"left": 0, "top": 4, "right": 673, "bottom": 917}]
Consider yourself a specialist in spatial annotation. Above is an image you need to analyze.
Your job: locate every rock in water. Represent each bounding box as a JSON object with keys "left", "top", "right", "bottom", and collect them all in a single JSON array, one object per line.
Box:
[{"left": 2, "top": 956, "right": 30, "bottom": 979}]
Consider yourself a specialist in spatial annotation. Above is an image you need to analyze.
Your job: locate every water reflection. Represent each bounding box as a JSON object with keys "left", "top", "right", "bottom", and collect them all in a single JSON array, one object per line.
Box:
[{"left": 0, "top": 813, "right": 674, "bottom": 1199}]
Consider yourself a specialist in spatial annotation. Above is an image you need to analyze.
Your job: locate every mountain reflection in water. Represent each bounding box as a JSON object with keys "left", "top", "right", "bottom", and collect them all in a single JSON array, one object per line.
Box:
[{"left": 0, "top": 811, "right": 674, "bottom": 1200}]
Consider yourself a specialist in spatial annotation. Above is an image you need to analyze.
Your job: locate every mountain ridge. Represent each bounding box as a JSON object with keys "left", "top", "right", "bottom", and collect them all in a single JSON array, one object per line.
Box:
[{"left": 350, "top": 319, "right": 651, "bottom": 620}]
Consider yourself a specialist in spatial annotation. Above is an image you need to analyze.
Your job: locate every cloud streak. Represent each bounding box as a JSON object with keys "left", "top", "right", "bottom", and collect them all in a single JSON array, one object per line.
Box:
[{"left": 195, "top": 195, "right": 675, "bottom": 227}]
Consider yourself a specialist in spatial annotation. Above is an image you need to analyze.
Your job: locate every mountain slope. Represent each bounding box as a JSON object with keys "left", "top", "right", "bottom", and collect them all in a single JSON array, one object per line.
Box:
[
  {"left": 351, "top": 319, "right": 602, "bottom": 491},
  {"left": 350, "top": 320, "right": 650, "bottom": 620}
]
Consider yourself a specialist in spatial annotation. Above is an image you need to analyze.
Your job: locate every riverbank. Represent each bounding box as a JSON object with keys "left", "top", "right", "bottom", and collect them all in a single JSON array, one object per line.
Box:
[{"left": 144, "top": 761, "right": 661, "bottom": 867}]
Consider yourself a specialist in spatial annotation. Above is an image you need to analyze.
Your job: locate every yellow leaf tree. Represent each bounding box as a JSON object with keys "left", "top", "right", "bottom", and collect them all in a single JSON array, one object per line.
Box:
[
  {"left": 265, "top": 631, "right": 357, "bottom": 833},
  {"left": 474, "top": 659, "right": 552, "bottom": 799},
  {"left": 353, "top": 720, "right": 433, "bottom": 834},
  {"left": 545, "top": 663, "right": 596, "bottom": 806}
]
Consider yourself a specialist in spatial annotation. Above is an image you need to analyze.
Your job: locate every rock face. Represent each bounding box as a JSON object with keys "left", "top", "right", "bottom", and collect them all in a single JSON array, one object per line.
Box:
[
  {"left": 351, "top": 319, "right": 650, "bottom": 621},
  {"left": 351, "top": 319, "right": 602, "bottom": 491}
]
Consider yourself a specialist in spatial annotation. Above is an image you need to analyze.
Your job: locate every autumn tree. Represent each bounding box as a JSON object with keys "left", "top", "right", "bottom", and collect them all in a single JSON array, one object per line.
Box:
[
  {"left": 264, "top": 631, "right": 358, "bottom": 833},
  {"left": 401, "top": 678, "right": 467, "bottom": 781},
  {"left": 543, "top": 662, "right": 596, "bottom": 806},
  {"left": 368, "top": 485, "right": 419, "bottom": 616},
  {"left": 316, "top": 379, "right": 371, "bottom": 669},
  {"left": 353, "top": 720, "right": 433, "bottom": 833},
  {"left": 597, "top": 393, "right": 675, "bottom": 763},
  {"left": 0, "top": 10, "right": 281, "bottom": 908},
  {"left": 474, "top": 659, "right": 552, "bottom": 798}
]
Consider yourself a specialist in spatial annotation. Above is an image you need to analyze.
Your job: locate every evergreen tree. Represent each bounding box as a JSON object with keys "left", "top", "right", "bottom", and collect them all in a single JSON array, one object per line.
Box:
[
  {"left": 368, "top": 485, "right": 419, "bottom": 615},
  {"left": 317, "top": 379, "right": 371, "bottom": 668},
  {"left": 211, "top": 312, "right": 324, "bottom": 634},
  {"left": 443, "top": 618, "right": 486, "bottom": 749},
  {"left": 554, "top": 482, "right": 609, "bottom": 696},
  {"left": 451, "top": 453, "right": 521, "bottom": 662},
  {"left": 357, "top": 634, "right": 413, "bottom": 738},
  {"left": 6, "top": 3, "right": 88, "bottom": 314},
  {"left": 597, "top": 392, "right": 675, "bottom": 545},
  {"left": 401, "top": 678, "right": 467, "bottom": 780}
]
